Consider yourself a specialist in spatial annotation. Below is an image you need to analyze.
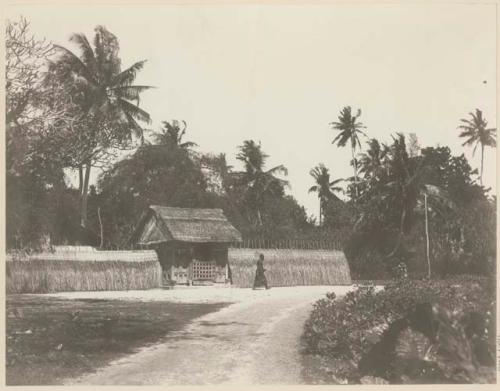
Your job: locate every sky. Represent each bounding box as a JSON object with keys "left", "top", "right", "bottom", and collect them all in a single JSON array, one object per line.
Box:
[{"left": 6, "top": 2, "right": 497, "bottom": 218}]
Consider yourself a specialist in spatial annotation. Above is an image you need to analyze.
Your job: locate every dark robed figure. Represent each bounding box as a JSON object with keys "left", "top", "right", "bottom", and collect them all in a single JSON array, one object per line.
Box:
[{"left": 253, "top": 253, "right": 269, "bottom": 289}]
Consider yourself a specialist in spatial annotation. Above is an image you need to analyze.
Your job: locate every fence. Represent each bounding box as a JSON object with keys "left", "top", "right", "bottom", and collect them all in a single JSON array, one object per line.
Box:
[
  {"left": 228, "top": 248, "right": 351, "bottom": 287},
  {"left": 231, "top": 238, "right": 343, "bottom": 250},
  {"left": 6, "top": 247, "right": 162, "bottom": 293}
]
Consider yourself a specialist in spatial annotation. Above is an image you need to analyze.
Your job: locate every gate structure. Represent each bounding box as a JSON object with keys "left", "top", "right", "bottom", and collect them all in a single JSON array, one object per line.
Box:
[{"left": 131, "top": 205, "right": 241, "bottom": 285}]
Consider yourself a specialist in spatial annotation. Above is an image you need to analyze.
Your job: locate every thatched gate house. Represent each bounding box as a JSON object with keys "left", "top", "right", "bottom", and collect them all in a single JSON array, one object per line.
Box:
[{"left": 131, "top": 206, "right": 242, "bottom": 285}]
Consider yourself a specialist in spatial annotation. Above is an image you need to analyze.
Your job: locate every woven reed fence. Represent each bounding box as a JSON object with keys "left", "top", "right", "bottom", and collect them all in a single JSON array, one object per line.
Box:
[
  {"left": 228, "top": 248, "right": 351, "bottom": 288},
  {"left": 6, "top": 248, "right": 162, "bottom": 294},
  {"left": 231, "top": 238, "right": 343, "bottom": 250}
]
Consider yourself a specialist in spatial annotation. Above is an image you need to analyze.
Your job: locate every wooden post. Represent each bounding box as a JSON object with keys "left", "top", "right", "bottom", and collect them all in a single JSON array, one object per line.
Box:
[{"left": 424, "top": 193, "right": 431, "bottom": 279}]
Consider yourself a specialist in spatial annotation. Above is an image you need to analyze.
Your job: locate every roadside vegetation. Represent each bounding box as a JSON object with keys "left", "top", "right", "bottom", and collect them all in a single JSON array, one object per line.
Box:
[
  {"left": 302, "top": 273, "right": 496, "bottom": 384},
  {"left": 6, "top": 295, "right": 228, "bottom": 385}
]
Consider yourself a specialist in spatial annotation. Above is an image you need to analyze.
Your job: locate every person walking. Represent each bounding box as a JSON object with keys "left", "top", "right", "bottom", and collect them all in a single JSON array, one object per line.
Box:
[{"left": 253, "top": 253, "right": 270, "bottom": 289}]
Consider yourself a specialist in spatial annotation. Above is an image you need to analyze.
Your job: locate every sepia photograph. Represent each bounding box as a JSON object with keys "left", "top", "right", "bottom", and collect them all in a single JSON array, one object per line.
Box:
[{"left": 3, "top": 0, "right": 498, "bottom": 386}]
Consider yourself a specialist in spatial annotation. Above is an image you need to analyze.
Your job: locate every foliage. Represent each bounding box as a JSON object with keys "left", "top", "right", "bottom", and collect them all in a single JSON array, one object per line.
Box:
[
  {"left": 151, "top": 119, "right": 198, "bottom": 150},
  {"left": 308, "top": 164, "right": 343, "bottom": 226},
  {"left": 5, "top": 18, "right": 74, "bottom": 250},
  {"left": 303, "top": 276, "right": 496, "bottom": 384},
  {"left": 94, "top": 142, "right": 209, "bottom": 247},
  {"left": 235, "top": 140, "right": 289, "bottom": 226},
  {"left": 330, "top": 106, "right": 367, "bottom": 198},
  {"left": 457, "top": 109, "right": 496, "bottom": 184},
  {"left": 6, "top": 17, "right": 53, "bottom": 127},
  {"left": 46, "top": 25, "right": 153, "bottom": 227},
  {"left": 342, "top": 135, "right": 494, "bottom": 279}
]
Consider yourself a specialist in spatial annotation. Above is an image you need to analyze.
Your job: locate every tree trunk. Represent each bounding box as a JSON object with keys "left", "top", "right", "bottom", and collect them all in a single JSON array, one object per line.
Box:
[
  {"left": 319, "top": 199, "right": 322, "bottom": 226},
  {"left": 98, "top": 206, "right": 104, "bottom": 249},
  {"left": 80, "top": 163, "right": 91, "bottom": 228},
  {"left": 78, "top": 165, "right": 83, "bottom": 195},
  {"left": 424, "top": 193, "right": 431, "bottom": 279},
  {"left": 351, "top": 145, "right": 359, "bottom": 199},
  {"left": 387, "top": 209, "right": 407, "bottom": 258},
  {"left": 256, "top": 208, "right": 263, "bottom": 226},
  {"left": 480, "top": 143, "right": 484, "bottom": 186}
]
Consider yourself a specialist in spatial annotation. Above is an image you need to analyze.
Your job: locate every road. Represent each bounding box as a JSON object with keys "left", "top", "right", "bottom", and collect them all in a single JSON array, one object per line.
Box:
[{"left": 66, "top": 286, "right": 353, "bottom": 385}]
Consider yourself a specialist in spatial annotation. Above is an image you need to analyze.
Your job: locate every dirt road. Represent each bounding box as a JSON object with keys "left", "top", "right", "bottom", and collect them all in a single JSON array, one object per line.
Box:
[{"left": 66, "top": 286, "right": 353, "bottom": 385}]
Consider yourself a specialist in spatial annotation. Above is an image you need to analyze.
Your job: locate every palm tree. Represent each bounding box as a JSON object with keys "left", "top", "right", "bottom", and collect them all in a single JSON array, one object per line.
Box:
[
  {"left": 458, "top": 109, "right": 496, "bottom": 185},
  {"left": 358, "top": 138, "right": 389, "bottom": 181},
  {"left": 331, "top": 106, "right": 367, "bottom": 199},
  {"left": 152, "top": 119, "right": 198, "bottom": 150},
  {"left": 308, "top": 164, "right": 343, "bottom": 226},
  {"left": 49, "top": 26, "right": 152, "bottom": 228},
  {"left": 212, "top": 153, "right": 233, "bottom": 193},
  {"left": 236, "top": 140, "right": 288, "bottom": 225},
  {"left": 384, "top": 134, "right": 455, "bottom": 277}
]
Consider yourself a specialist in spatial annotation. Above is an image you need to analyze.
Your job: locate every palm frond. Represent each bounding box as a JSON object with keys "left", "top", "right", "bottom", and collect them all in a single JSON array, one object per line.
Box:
[
  {"left": 110, "top": 85, "right": 154, "bottom": 103},
  {"left": 69, "top": 33, "right": 97, "bottom": 75},
  {"left": 123, "top": 111, "right": 145, "bottom": 141},
  {"left": 266, "top": 164, "right": 288, "bottom": 177},
  {"left": 329, "top": 178, "right": 343, "bottom": 186},
  {"left": 118, "top": 98, "right": 151, "bottom": 124},
  {"left": 112, "top": 60, "right": 147, "bottom": 86},
  {"left": 332, "top": 131, "right": 350, "bottom": 147},
  {"left": 179, "top": 141, "right": 198, "bottom": 149},
  {"left": 52, "top": 44, "right": 96, "bottom": 84},
  {"left": 308, "top": 185, "right": 319, "bottom": 193}
]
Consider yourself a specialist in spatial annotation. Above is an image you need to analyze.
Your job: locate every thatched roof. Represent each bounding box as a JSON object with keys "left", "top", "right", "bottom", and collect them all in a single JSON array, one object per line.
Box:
[{"left": 133, "top": 206, "right": 242, "bottom": 245}]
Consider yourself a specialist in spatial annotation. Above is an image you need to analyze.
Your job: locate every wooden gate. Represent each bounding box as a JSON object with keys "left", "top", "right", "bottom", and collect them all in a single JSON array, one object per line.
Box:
[
  {"left": 191, "top": 260, "right": 228, "bottom": 284},
  {"left": 191, "top": 260, "right": 217, "bottom": 280}
]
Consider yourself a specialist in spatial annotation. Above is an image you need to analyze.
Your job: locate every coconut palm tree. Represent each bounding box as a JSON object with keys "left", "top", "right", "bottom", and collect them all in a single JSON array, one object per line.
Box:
[
  {"left": 384, "top": 134, "right": 455, "bottom": 277},
  {"left": 212, "top": 153, "right": 233, "bottom": 193},
  {"left": 358, "top": 138, "right": 389, "bottom": 181},
  {"left": 331, "top": 106, "right": 367, "bottom": 199},
  {"left": 236, "top": 140, "right": 288, "bottom": 225},
  {"left": 458, "top": 109, "right": 496, "bottom": 185},
  {"left": 152, "top": 119, "right": 198, "bottom": 150},
  {"left": 48, "top": 26, "right": 153, "bottom": 228},
  {"left": 308, "top": 164, "right": 343, "bottom": 226}
]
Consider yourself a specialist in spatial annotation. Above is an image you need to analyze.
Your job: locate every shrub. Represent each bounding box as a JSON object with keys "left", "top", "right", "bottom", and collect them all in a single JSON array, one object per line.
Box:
[{"left": 303, "top": 276, "right": 495, "bottom": 384}]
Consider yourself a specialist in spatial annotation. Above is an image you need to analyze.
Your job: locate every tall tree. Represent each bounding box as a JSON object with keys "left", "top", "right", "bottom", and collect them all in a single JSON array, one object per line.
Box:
[
  {"left": 47, "top": 26, "right": 153, "bottom": 229},
  {"left": 97, "top": 143, "right": 209, "bottom": 247},
  {"left": 5, "top": 17, "right": 71, "bottom": 249},
  {"left": 458, "top": 109, "right": 496, "bottom": 185},
  {"left": 358, "top": 138, "right": 389, "bottom": 182},
  {"left": 383, "top": 135, "right": 455, "bottom": 277},
  {"left": 152, "top": 120, "right": 198, "bottom": 150},
  {"left": 308, "top": 164, "right": 343, "bottom": 226},
  {"left": 6, "top": 17, "right": 53, "bottom": 126},
  {"left": 331, "top": 106, "right": 367, "bottom": 199},
  {"left": 236, "top": 140, "right": 288, "bottom": 226},
  {"left": 199, "top": 153, "right": 233, "bottom": 195}
]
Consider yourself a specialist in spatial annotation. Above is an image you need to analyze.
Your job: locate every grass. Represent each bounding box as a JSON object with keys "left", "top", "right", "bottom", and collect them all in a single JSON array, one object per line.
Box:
[
  {"left": 6, "top": 258, "right": 162, "bottom": 293},
  {"left": 228, "top": 248, "right": 352, "bottom": 288},
  {"left": 6, "top": 295, "right": 229, "bottom": 385}
]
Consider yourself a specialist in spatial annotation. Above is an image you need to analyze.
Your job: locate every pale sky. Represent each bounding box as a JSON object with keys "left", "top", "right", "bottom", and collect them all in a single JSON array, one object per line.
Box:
[{"left": 6, "top": 2, "right": 497, "bottom": 218}]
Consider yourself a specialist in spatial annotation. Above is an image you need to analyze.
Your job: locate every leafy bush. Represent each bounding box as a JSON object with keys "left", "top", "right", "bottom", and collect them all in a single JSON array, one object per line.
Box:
[{"left": 303, "top": 276, "right": 495, "bottom": 384}]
